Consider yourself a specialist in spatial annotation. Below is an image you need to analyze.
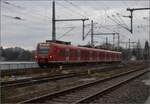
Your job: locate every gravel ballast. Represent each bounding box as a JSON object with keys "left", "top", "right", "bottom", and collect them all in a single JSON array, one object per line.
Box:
[{"left": 91, "top": 71, "right": 150, "bottom": 104}]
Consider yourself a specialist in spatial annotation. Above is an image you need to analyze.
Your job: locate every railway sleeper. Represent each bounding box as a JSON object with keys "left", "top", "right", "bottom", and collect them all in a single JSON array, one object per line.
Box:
[
  {"left": 50, "top": 98, "right": 78, "bottom": 103},
  {"left": 53, "top": 95, "right": 82, "bottom": 100},
  {"left": 46, "top": 101, "right": 64, "bottom": 104},
  {"left": 51, "top": 98, "right": 71, "bottom": 102},
  {"left": 19, "top": 68, "right": 148, "bottom": 104}
]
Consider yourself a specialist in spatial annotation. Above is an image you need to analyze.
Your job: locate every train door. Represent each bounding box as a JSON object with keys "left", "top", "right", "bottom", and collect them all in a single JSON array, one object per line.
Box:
[
  {"left": 77, "top": 49, "right": 80, "bottom": 62},
  {"left": 109, "top": 53, "right": 112, "bottom": 62},
  {"left": 90, "top": 51, "right": 92, "bottom": 61},
  {"left": 65, "top": 48, "right": 70, "bottom": 62},
  {"left": 104, "top": 52, "right": 107, "bottom": 62},
  {"left": 115, "top": 53, "right": 117, "bottom": 61},
  {"left": 99, "top": 51, "right": 102, "bottom": 62},
  {"left": 114, "top": 53, "right": 116, "bottom": 61},
  {"left": 119, "top": 53, "right": 121, "bottom": 61},
  {"left": 97, "top": 52, "right": 99, "bottom": 61},
  {"left": 108, "top": 52, "right": 111, "bottom": 62}
]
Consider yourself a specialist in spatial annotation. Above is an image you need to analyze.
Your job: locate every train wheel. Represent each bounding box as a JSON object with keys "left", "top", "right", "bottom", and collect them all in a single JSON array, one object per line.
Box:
[
  {"left": 38, "top": 63, "right": 44, "bottom": 68},
  {"left": 46, "top": 64, "right": 50, "bottom": 68}
]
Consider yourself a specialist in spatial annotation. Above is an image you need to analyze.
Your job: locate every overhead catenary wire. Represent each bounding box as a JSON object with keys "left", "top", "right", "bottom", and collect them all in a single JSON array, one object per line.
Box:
[
  {"left": 81, "top": 2, "right": 128, "bottom": 42},
  {"left": 111, "top": 15, "right": 124, "bottom": 25},
  {"left": 99, "top": 1, "right": 135, "bottom": 34},
  {"left": 56, "top": 1, "right": 86, "bottom": 18},
  {"left": 2, "top": 1, "right": 75, "bottom": 32},
  {"left": 111, "top": 14, "right": 130, "bottom": 31},
  {"left": 116, "top": 13, "right": 129, "bottom": 28},
  {"left": 87, "top": 1, "right": 123, "bottom": 30},
  {"left": 1, "top": 1, "right": 53, "bottom": 35},
  {"left": 57, "top": 27, "right": 76, "bottom": 39},
  {"left": 2, "top": 1, "right": 125, "bottom": 35},
  {"left": 55, "top": 2, "right": 76, "bottom": 18},
  {"left": 1, "top": 1, "right": 53, "bottom": 28},
  {"left": 63, "top": 0, "right": 89, "bottom": 17},
  {"left": 107, "top": 16, "right": 131, "bottom": 32},
  {"left": 2, "top": 0, "right": 148, "bottom": 47},
  {"left": 4, "top": 0, "right": 89, "bottom": 37},
  {"left": 121, "top": 0, "right": 148, "bottom": 33},
  {"left": 2, "top": 1, "right": 52, "bottom": 21},
  {"left": 80, "top": 1, "right": 117, "bottom": 43}
]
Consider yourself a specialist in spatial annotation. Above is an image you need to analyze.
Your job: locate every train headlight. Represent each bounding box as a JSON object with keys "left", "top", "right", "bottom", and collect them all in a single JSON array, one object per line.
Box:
[
  {"left": 49, "top": 56, "right": 52, "bottom": 59},
  {"left": 35, "top": 55, "right": 37, "bottom": 59}
]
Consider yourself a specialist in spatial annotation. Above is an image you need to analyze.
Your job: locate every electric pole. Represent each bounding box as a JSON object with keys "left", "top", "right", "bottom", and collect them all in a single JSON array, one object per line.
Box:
[
  {"left": 52, "top": 0, "right": 56, "bottom": 41},
  {"left": 82, "top": 20, "right": 85, "bottom": 40},
  {"left": 91, "top": 20, "right": 94, "bottom": 47},
  {"left": 120, "top": 41, "right": 128, "bottom": 49},
  {"left": 92, "top": 33, "right": 119, "bottom": 50},
  {"left": 128, "top": 38, "right": 137, "bottom": 59},
  {"left": 113, "top": 34, "right": 115, "bottom": 49},
  {"left": 106, "top": 37, "right": 108, "bottom": 49},
  {"left": 116, "top": 33, "right": 120, "bottom": 51},
  {"left": 129, "top": 38, "right": 131, "bottom": 49},
  {"left": 51, "top": 0, "right": 89, "bottom": 41},
  {"left": 126, "top": 8, "right": 150, "bottom": 33},
  {"left": 130, "top": 9, "right": 133, "bottom": 33}
]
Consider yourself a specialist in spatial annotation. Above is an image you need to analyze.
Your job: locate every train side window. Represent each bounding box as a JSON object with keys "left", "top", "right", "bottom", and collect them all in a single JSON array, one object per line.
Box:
[
  {"left": 90, "top": 51, "right": 92, "bottom": 56},
  {"left": 74, "top": 50, "right": 77, "bottom": 57},
  {"left": 92, "top": 52, "right": 95, "bottom": 57},
  {"left": 59, "top": 49, "right": 65, "bottom": 57},
  {"left": 70, "top": 49, "right": 73, "bottom": 57},
  {"left": 86, "top": 51, "right": 89, "bottom": 57}
]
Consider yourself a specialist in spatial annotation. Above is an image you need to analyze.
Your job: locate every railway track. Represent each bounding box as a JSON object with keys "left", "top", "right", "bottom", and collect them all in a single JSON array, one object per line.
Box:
[
  {"left": 19, "top": 68, "right": 149, "bottom": 104},
  {"left": 1, "top": 64, "right": 124, "bottom": 88},
  {"left": 1, "top": 73, "right": 81, "bottom": 88},
  {"left": 1, "top": 63, "right": 120, "bottom": 77}
]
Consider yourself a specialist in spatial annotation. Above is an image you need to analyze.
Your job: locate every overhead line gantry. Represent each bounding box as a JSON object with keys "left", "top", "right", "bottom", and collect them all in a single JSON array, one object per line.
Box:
[
  {"left": 52, "top": 0, "right": 89, "bottom": 41},
  {"left": 126, "top": 7, "right": 150, "bottom": 33}
]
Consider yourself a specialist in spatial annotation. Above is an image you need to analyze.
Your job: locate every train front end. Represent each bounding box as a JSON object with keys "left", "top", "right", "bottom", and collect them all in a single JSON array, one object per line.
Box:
[{"left": 35, "top": 43, "right": 53, "bottom": 67}]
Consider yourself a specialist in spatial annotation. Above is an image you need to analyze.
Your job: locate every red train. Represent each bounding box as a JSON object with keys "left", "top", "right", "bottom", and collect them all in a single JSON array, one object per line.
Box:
[{"left": 35, "top": 40, "right": 122, "bottom": 67}]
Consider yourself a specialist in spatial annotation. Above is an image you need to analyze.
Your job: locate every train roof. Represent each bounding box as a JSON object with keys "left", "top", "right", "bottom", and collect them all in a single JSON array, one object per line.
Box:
[{"left": 49, "top": 42, "right": 122, "bottom": 54}]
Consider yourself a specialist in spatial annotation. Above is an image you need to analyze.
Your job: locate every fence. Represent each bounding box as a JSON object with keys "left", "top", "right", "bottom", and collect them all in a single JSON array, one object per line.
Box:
[{"left": 0, "top": 62, "right": 39, "bottom": 70}]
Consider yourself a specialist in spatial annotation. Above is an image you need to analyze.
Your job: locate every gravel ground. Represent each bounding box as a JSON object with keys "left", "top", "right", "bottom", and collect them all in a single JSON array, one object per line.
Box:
[
  {"left": 2, "top": 64, "right": 148, "bottom": 103},
  {"left": 91, "top": 71, "right": 150, "bottom": 104}
]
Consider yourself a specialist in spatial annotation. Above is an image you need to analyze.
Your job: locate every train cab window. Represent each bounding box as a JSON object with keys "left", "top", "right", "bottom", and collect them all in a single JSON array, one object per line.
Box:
[
  {"left": 59, "top": 49, "right": 65, "bottom": 57},
  {"left": 39, "top": 47, "right": 49, "bottom": 55}
]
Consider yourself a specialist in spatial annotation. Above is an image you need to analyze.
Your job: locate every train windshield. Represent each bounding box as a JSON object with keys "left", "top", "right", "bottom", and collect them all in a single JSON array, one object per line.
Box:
[{"left": 38, "top": 44, "right": 49, "bottom": 55}]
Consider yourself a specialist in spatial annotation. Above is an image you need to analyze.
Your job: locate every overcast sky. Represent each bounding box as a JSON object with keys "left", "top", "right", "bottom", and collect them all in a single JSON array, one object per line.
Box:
[{"left": 1, "top": 0, "right": 150, "bottom": 50}]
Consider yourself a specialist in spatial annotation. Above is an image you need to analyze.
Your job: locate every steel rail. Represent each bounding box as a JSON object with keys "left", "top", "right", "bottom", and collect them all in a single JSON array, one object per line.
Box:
[
  {"left": 75, "top": 68, "right": 149, "bottom": 103},
  {"left": 19, "top": 67, "right": 149, "bottom": 104},
  {"left": 1, "top": 64, "right": 123, "bottom": 88},
  {"left": 1, "top": 73, "right": 80, "bottom": 88}
]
